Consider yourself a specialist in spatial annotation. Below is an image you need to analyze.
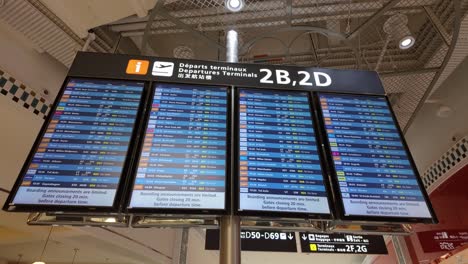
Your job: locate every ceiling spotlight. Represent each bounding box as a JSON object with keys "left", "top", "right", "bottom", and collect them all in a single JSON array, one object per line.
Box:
[
  {"left": 383, "top": 14, "right": 415, "bottom": 50},
  {"left": 225, "top": 0, "right": 244, "bottom": 12},
  {"left": 399, "top": 36, "right": 415, "bottom": 49},
  {"left": 32, "top": 262, "right": 46, "bottom": 264}
]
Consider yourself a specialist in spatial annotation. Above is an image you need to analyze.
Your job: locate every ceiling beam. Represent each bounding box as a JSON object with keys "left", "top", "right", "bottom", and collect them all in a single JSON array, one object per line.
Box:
[
  {"left": 380, "top": 67, "right": 440, "bottom": 77},
  {"left": 309, "top": 33, "right": 319, "bottom": 65},
  {"left": 130, "top": 0, "right": 149, "bottom": 18},
  {"left": 141, "top": 0, "right": 164, "bottom": 55},
  {"left": 423, "top": 6, "right": 451, "bottom": 46},
  {"left": 346, "top": 0, "right": 401, "bottom": 40},
  {"left": 286, "top": 0, "right": 292, "bottom": 26},
  {"left": 156, "top": 7, "right": 226, "bottom": 51},
  {"left": 114, "top": 7, "right": 425, "bottom": 35},
  {"left": 141, "top": 0, "right": 225, "bottom": 54},
  {"left": 403, "top": 0, "right": 461, "bottom": 133}
]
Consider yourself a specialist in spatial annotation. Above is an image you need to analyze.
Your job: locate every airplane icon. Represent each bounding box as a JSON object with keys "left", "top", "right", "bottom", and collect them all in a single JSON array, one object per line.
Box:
[
  {"left": 155, "top": 64, "right": 173, "bottom": 68},
  {"left": 152, "top": 61, "right": 174, "bottom": 76}
]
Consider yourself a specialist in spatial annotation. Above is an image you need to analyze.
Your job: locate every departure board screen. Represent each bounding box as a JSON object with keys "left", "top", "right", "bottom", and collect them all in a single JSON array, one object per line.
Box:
[
  {"left": 238, "top": 89, "right": 330, "bottom": 215},
  {"left": 129, "top": 83, "right": 228, "bottom": 211},
  {"left": 318, "top": 93, "right": 433, "bottom": 219},
  {"left": 11, "top": 78, "right": 145, "bottom": 208}
]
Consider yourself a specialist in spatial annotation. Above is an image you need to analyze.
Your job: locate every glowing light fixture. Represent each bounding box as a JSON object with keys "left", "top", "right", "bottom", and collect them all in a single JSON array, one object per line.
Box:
[
  {"left": 399, "top": 36, "right": 415, "bottom": 49},
  {"left": 32, "top": 262, "right": 46, "bottom": 264},
  {"left": 104, "top": 217, "right": 117, "bottom": 223},
  {"left": 225, "top": 0, "right": 244, "bottom": 12},
  {"left": 383, "top": 14, "right": 415, "bottom": 50}
]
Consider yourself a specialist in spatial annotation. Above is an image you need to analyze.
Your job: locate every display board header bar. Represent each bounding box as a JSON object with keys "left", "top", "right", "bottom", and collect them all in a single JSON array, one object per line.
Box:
[{"left": 70, "top": 52, "right": 385, "bottom": 95}]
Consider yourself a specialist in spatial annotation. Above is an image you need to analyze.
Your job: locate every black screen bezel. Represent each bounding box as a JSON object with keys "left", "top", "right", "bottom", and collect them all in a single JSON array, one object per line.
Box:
[
  {"left": 125, "top": 82, "right": 231, "bottom": 216},
  {"left": 234, "top": 87, "right": 334, "bottom": 220},
  {"left": 2, "top": 77, "right": 149, "bottom": 213},
  {"left": 314, "top": 91, "right": 438, "bottom": 224}
]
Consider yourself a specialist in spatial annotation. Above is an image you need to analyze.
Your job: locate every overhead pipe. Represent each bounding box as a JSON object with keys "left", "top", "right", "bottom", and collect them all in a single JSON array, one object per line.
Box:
[
  {"left": 81, "top": 31, "right": 96, "bottom": 51},
  {"left": 226, "top": 30, "right": 239, "bottom": 63},
  {"left": 374, "top": 36, "right": 390, "bottom": 71}
]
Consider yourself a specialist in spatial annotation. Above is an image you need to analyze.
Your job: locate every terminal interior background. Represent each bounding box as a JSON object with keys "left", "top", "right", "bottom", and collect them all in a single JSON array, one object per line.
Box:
[{"left": 1, "top": 0, "right": 468, "bottom": 263}]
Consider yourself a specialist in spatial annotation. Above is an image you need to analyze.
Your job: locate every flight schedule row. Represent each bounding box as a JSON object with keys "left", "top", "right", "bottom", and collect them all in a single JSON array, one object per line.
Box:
[
  {"left": 129, "top": 84, "right": 228, "bottom": 210},
  {"left": 319, "top": 93, "right": 432, "bottom": 218},
  {"left": 12, "top": 79, "right": 144, "bottom": 207},
  {"left": 238, "top": 89, "right": 330, "bottom": 215}
]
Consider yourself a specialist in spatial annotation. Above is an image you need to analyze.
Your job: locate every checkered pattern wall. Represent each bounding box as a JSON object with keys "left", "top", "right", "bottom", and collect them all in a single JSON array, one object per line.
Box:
[
  {"left": 422, "top": 137, "right": 468, "bottom": 188},
  {"left": 0, "top": 68, "right": 52, "bottom": 119}
]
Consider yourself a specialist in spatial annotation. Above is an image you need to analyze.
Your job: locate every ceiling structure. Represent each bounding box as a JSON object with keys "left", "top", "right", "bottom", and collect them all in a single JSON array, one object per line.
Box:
[
  {"left": 105, "top": 0, "right": 468, "bottom": 130},
  {"left": 0, "top": 0, "right": 467, "bottom": 128},
  {"left": 1, "top": 0, "right": 468, "bottom": 263}
]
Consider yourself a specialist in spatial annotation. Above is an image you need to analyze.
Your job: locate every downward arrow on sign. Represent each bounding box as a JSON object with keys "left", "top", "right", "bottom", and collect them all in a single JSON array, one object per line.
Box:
[
  {"left": 288, "top": 234, "right": 294, "bottom": 240},
  {"left": 302, "top": 234, "right": 307, "bottom": 241}
]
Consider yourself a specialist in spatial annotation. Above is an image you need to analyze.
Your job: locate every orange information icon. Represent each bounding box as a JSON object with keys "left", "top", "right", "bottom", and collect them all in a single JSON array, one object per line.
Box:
[{"left": 126, "top": 59, "right": 149, "bottom": 75}]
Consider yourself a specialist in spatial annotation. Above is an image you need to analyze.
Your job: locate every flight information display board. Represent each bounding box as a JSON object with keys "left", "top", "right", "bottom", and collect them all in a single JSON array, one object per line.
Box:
[
  {"left": 8, "top": 78, "right": 145, "bottom": 210},
  {"left": 128, "top": 83, "right": 228, "bottom": 212},
  {"left": 318, "top": 93, "right": 435, "bottom": 221},
  {"left": 237, "top": 88, "right": 331, "bottom": 217}
]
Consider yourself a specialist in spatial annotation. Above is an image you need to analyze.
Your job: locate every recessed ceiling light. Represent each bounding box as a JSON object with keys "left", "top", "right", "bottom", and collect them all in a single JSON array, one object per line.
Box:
[
  {"left": 399, "top": 36, "right": 415, "bottom": 49},
  {"left": 383, "top": 14, "right": 415, "bottom": 50},
  {"left": 225, "top": 0, "right": 244, "bottom": 12},
  {"left": 32, "top": 261, "right": 46, "bottom": 264},
  {"left": 436, "top": 105, "right": 453, "bottom": 118}
]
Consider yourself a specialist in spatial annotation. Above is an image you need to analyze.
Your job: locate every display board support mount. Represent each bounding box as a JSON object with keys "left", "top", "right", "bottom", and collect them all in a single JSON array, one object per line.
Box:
[{"left": 220, "top": 29, "right": 241, "bottom": 264}]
